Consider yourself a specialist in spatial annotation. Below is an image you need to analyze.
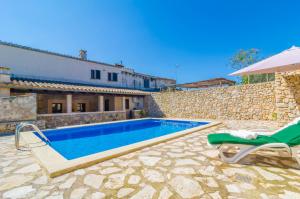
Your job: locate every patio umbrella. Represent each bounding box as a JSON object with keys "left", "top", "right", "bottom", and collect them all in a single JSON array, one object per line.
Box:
[{"left": 230, "top": 46, "right": 300, "bottom": 76}]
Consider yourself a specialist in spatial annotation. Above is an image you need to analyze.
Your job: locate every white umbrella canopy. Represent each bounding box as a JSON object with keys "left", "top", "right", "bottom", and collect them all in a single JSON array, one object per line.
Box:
[{"left": 230, "top": 46, "right": 300, "bottom": 76}]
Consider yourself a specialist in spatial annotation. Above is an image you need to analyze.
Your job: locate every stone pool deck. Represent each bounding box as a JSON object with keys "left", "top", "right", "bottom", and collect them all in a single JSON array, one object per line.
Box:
[{"left": 1, "top": 120, "right": 300, "bottom": 199}]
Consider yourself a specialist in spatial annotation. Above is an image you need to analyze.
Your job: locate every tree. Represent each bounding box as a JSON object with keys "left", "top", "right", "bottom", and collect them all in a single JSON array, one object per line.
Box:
[
  {"left": 230, "top": 49, "right": 274, "bottom": 84},
  {"left": 230, "top": 48, "right": 260, "bottom": 70}
]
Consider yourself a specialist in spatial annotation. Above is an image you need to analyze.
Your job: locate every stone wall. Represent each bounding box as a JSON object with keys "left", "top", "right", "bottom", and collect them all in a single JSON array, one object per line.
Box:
[
  {"left": 275, "top": 71, "right": 300, "bottom": 123},
  {"left": 0, "top": 120, "right": 45, "bottom": 134},
  {"left": 132, "top": 110, "right": 146, "bottom": 119},
  {"left": 0, "top": 94, "right": 37, "bottom": 122},
  {"left": 38, "top": 111, "right": 127, "bottom": 129},
  {"left": 147, "top": 82, "right": 276, "bottom": 121}
]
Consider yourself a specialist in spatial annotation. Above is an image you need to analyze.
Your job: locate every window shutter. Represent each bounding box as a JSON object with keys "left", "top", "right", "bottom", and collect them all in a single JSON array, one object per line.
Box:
[
  {"left": 113, "top": 73, "right": 118, "bottom": 81},
  {"left": 96, "top": 70, "right": 101, "bottom": 79}
]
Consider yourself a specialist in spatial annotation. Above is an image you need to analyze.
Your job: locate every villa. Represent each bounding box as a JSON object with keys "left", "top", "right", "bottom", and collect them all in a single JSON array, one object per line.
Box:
[
  {"left": 0, "top": 41, "right": 175, "bottom": 130},
  {"left": 1, "top": 45, "right": 300, "bottom": 199}
]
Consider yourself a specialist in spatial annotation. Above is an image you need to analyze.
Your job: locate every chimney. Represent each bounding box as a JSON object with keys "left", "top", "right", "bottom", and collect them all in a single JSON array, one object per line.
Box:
[{"left": 79, "top": 49, "right": 87, "bottom": 60}]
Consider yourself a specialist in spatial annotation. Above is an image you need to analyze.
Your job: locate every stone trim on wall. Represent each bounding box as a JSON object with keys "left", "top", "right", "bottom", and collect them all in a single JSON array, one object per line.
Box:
[
  {"left": 147, "top": 82, "right": 276, "bottom": 121},
  {"left": 275, "top": 71, "right": 300, "bottom": 123},
  {"left": 37, "top": 111, "right": 127, "bottom": 129},
  {"left": 0, "top": 120, "right": 45, "bottom": 133},
  {"left": 0, "top": 94, "right": 37, "bottom": 122}
]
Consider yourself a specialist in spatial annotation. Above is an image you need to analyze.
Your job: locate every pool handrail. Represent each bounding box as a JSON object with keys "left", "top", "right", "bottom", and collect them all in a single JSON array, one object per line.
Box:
[{"left": 15, "top": 122, "right": 50, "bottom": 149}]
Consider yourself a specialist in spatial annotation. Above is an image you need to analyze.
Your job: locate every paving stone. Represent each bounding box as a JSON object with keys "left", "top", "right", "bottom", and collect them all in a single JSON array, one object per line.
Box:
[
  {"left": 33, "top": 175, "right": 48, "bottom": 185},
  {"left": 45, "top": 194, "right": 64, "bottom": 199},
  {"left": 51, "top": 174, "right": 69, "bottom": 184},
  {"left": 209, "top": 191, "right": 222, "bottom": 199},
  {"left": 100, "top": 167, "right": 122, "bottom": 175},
  {"left": 175, "top": 159, "right": 200, "bottom": 166},
  {"left": 74, "top": 169, "right": 86, "bottom": 176},
  {"left": 130, "top": 185, "right": 156, "bottom": 199},
  {"left": 33, "top": 190, "right": 50, "bottom": 198},
  {"left": 239, "top": 182, "right": 256, "bottom": 190},
  {"left": 226, "top": 184, "right": 241, "bottom": 193},
  {"left": 0, "top": 175, "right": 34, "bottom": 191},
  {"left": 2, "top": 166, "right": 16, "bottom": 173},
  {"left": 169, "top": 176, "right": 204, "bottom": 198},
  {"left": 222, "top": 168, "right": 256, "bottom": 178},
  {"left": 84, "top": 174, "right": 105, "bottom": 189},
  {"left": 171, "top": 167, "right": 196, "bottom": 174},
  {"left": 128, "top": 175, "right": 141, "bottom": 184},
  {"left": 139, "top": 156, "right": 161, "bottom": 166},
  {"left": 3, "top": 185, "right": 36, "bottom": 199},
  {"left": 166, "top": 152, "right": 187, "bottom": 158},
  {"left": 200, "top": 150, "right": 219, "bottom": 158},
  {"left": 158, "top": 187, "right": 173, "bottom": 199},
  {"left": 16, "top": 158, "right": 35, "bottom": 165},
  {"left": 14, "top": 163, "right": 40, "bottom": 174},
  {"left": 90, "top": 192, "right": 106, "bottom": 199},
  {"left": 70, "top": 187, "right": 88, "bottom": 199},
  {"left": 260, "top": 193, "right": 270, "bottom": 199},
  {"left": 99, "top": 161, "right": 114, "bottom": 167},
  {"left": 87, "top": 165, "right": 100, "bottom": 171},
  {"left": 117, "top": 188, "right": 135, "bottom": 198},
  {"left": 104, "top": 174, "right": 126, "bottom": 189},
  {"left": 142, "top": 169, "right": 165, "bottom": 182},
  {"left": 198, "top": 166, "right": 215, "bottom": 176},
  {"left": 161, "top": 160, "right": 172, "bottom": 166},
  {"left": 279, "top": 190, "right": 300, "bottom": 198},
  {"left": 59, "top": 177, "right": 77, "bottom": 189},
  {"left": 253, "top": 167, "right": 284, "bottom": 181},
  {"left": 0, "top": 160, "right": 13, "bottom": 167},
  {"left": 125, "top": 167, "right": 135, "bottom": 174},
  {"left": 140, "top": 151, "right": 162, "bottom": 156},
  {"left": 195, "top": 177, "right": 219, "bottom": 188},
  {"left": 0, "top": 121, "right": 298, "bottom": 199}
]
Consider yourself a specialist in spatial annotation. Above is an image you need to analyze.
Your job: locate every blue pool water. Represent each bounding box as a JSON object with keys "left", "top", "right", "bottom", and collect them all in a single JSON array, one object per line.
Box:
[{"left": 36, "top": 119, "right": 208, "bottom": 160}]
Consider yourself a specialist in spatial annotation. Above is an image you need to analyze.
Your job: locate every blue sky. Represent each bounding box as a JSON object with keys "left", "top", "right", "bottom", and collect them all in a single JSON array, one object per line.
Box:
[{"left": 1, "top": 0, "right": 300, "bottom": 83}]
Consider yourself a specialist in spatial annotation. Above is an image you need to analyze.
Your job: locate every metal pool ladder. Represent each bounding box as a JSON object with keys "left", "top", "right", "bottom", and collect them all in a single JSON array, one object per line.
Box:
[{"left": 15, "top": 122, "right": 50, "bottom": 149}]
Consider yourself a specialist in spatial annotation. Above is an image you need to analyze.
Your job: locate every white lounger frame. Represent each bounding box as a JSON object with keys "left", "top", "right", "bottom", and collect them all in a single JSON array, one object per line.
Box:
[
  {"left": 211, "top": 116, "right": 300, "bottom": 166},
  {"left": 213, "top": 143, "right": 300, "bottom": 166}
]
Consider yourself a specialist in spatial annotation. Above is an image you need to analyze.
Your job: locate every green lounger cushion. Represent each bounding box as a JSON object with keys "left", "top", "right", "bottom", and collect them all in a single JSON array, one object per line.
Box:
[{"left": 208, "top": 124, "right": 300, "bottom": 147}]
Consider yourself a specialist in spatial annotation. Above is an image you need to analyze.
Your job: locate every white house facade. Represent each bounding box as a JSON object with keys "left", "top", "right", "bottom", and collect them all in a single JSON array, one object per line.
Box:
[
  {"left": 0, "top": 41, "right": 175, "bottom": 91},
  {"left": 0, "top": 41, "right": 175, "bottom": 126}
]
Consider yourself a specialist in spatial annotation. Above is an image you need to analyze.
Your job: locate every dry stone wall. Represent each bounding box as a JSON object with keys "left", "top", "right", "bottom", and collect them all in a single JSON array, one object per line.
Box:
[
  {"left": 147, "top": 82, "right": 276, "bottom": 121},
  {"left": 0, "top": 94, "right": 37, "bottom": 122},
  {"left": 275, "top": 71, "right": 300, "bottom": 123},
  {"left": 37, "top": 111, "right": 127, "bottom": 129}
]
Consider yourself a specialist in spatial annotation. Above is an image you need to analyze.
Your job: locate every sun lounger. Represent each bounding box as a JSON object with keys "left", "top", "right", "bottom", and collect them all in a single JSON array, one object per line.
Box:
[{"left": 207, "top": 121, "right": 300, "bottom": 165}]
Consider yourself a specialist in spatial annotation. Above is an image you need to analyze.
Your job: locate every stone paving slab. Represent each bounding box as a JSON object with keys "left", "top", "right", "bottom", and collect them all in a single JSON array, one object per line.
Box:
[{"left": 1, "top": 120, "right": 300, "bottom": 199}]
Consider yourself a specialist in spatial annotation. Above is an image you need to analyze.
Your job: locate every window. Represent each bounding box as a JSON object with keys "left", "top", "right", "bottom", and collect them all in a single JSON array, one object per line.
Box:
[
  {"left": 77, "top": 103, "right": 86, "bottom": 112},
  {"left": 108, "top": 72, "right": 118, "bottom": 82},
  {"left": 144, "top": 79, "right": 150, "bottom": 88},
  {"left": 52, "top": 103, "right": 63, "bottom": 113},
  {"left": 91, "top": 70, "right": 101, "bottom": 79},
  {"left": 125, "top": 99, "right": 130, "bottom": 109}
]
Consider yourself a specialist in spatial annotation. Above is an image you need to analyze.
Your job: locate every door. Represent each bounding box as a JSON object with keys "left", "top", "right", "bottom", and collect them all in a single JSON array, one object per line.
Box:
[{"left": 104, "top": 99, "right": 110, "bottom": 111}]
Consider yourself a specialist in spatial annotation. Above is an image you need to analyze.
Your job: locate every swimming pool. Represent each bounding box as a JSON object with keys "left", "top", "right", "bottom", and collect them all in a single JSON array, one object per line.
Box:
[{"left": 36, "top": 119, "right": 208, "bottom": 160}]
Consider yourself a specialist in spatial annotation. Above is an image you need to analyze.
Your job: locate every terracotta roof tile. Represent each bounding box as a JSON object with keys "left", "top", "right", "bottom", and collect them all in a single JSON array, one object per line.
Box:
[{"left": 3, "top": 79, "right": 150, "bottom": 95}]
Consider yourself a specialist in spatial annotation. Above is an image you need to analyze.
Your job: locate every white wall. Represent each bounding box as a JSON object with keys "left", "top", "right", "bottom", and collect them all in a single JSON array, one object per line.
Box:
[
  {"left": 0, "top": 44, "right": 122, "bottom": 87},
  {"left": 0, "top": 44, "right": 175, "bottom": 89}
]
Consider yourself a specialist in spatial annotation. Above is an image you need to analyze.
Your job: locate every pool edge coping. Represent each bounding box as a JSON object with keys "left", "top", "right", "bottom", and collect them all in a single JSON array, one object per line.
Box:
[{"left": 21, "top": 118, "right": 222, "bottom": 177}]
